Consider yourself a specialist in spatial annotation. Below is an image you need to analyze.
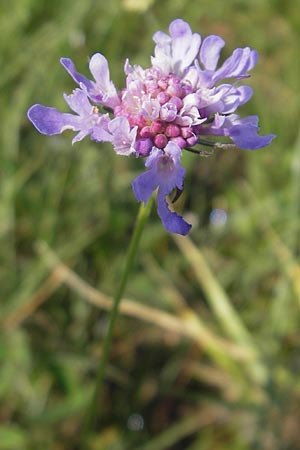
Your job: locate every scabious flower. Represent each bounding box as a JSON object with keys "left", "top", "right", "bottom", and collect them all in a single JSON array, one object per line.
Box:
[{"left": 27, "top": 19, "right": 275, "bottom": 235}]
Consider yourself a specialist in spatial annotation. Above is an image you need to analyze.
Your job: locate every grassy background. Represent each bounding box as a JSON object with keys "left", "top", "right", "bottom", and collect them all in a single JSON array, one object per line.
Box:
[{"left": 1, "top": 0, "right": 300, "bottom": 449}]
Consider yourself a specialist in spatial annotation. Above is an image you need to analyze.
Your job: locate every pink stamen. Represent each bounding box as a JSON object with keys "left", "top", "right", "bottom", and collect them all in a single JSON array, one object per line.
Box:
[
  {"left": 140, "top": 126, "right": 152, "bottom": 138},
  {"left": 158, "top": 76, "right": 169, "bottom": 91},
  {"left": 151, "top": 119, "right": 165, "bottom": 134},
  {"left": 157, "top": 92, "right": 170, "bottom": 105},
  {"left": 154, "top": 134, "right": 168, "bottom": 149},
  {"left": 160, "top": 103, "right": 177, "bottom": 122},
  {"left": 181, "top": 127, "right": 194, "bottom": 139},
  {"left": 135, "top": 137, "right": 153, "bottom": 156},
  {"left": 165, "top": 124, "right": 181, "bottom": 138},
  {"left": 166, "top": 84, "right": 184, "bottom": 98},
  {"left": 169, "top": 96, "right": 183, "bottom": 111},
  {"left": 170, "top": 136, "right": 186, "bottom": 148}
]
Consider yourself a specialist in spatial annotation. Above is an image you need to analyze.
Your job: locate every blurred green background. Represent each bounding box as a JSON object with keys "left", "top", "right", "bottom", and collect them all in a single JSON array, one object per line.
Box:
[{"left": 1, "top": 0, "right": 300, "bottom": 449}]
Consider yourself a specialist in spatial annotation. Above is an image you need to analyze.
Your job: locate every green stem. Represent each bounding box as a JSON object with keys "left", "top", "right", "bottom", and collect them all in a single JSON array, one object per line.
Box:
[{"left": 82, "top": 197, "right": 153, "bottom": 440}]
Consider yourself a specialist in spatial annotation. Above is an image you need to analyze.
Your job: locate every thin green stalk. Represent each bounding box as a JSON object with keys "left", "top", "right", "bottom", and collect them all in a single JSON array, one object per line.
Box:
[{"left": 82, "top": 197, "right": 153, "bottom": 440}]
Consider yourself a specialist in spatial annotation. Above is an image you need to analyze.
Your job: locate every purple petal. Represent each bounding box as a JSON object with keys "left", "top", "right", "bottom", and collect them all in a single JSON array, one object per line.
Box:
[
  {"left": 144, "top": 147, "right": 164, "bottom": 169},
  {"left": 61, "top": 55, "right": 119, "bottom": 107},
  {"left": 63, "top": 89, "right": 93, "bottom": 115},
  {"left": 132, "top": 142, "right": 190, "bottom": 234},
  {"left": 158, "top": 142, "right": 186, "bottom": 191},
  {"left": 88, "top": 54, "right": 120, "bottom": 107},
  {"left": 27, "top": 104, "right": 81, "bottom": 135},
  {"left": 200, "top": 35, "right": 225, "bottom": 70},
  {"left": 157, "top": 190, "right": 191, "bottom": 235},
  {"left": 151, "top": 19, "right": 201, "bottom": 75},
  {"left": 152, "top": 30, "right": 171, "bottom": 46},
  {"left": 160, "top": 102, "right": 177, "bottom": 122},
  {"left": 247, "top": 49, "right": 258, "bottom": 71},
  {"left": 169, "top": 19, "right": 201, "bottom": 71},
  {"left": 60, "top": 58, "right": 94, "bottom": 92},
  {"left": 132, "top": 170, "right": 160, "bottom": 204},
  {"left": 93, "top": 116, "right": 138, "bottom": 152},
  {"left": 108, "top": 117, "right": 137, "bottom": 156},
  {"left": 235, "top": 85, "right": 253, "bottom": 104},
  {"left": 89, "top": 54, "right": 111, "bottom": 92},
  {"left": 211, "top": 84, "right": 253, "bottom": 114},
  {"left": 227, "top": 117, "right": 276, "bottom": 149},
  {"left": 182, "top": 66, "right": 199, "bottom": 90},
  {"left": 212, "top": 47, "right": 258, "bottom": 82},
  {"left": 91, "top": 115, "right": 113, "bottom": 142}
]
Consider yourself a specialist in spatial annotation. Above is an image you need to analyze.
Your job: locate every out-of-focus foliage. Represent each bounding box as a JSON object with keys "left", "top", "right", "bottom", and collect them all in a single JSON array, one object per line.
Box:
[{"left": 1, "top": 0, "right": 300, "bottom": 449}]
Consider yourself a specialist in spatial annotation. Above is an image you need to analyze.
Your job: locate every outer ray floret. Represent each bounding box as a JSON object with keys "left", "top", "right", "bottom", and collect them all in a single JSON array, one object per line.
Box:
[{"left": 132, "top": 142, "right": 191, "bottom": 236}]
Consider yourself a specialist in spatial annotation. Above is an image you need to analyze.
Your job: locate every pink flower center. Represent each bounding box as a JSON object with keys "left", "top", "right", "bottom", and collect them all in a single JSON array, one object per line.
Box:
[{"left": 114, "top": 69, "right": 198, "bottom": 156}]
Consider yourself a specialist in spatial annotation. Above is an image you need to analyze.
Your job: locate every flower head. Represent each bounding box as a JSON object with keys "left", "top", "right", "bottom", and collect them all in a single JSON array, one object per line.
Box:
[{"left": 27, "top": 19, "right": 275, "bottom": 235}]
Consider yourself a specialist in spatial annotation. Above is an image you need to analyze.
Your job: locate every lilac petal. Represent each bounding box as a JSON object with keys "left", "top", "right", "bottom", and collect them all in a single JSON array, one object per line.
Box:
[
  {"left": 132, "top": 143, "right": 190, "bottom": 234},
  {"left": 229, "top": 127, "right": 276, "bottom": 150},
  {"left": 157, "top": 142, "right": 186, "bottom": 192},
  {"left": 200, "top": 35, "right": 225, "bottom": 70},
  {"left": 27, "top": 104, "right": 81, "bottom": 135},
  {"left": 91, "top": 115, "right": 114, "bottom": 142},
  {"left": 160, "top": 102, "right": 177, "bottom": 122},
  {"left": 169, "top": 19, "right": 201, "bottom": 72},
  {"left": 88, "top": 53, "right": 120, "bottom": 106},
  {"left": 28, "top": 90, "right": 109, "bottom": 144},
  {"left": 159, "top": 156, "right": 186, "bottom": 192},
  {"left": 61, "top": 55, "right": 119, "bottom": 107},
  {"left": 152, "top": 30, "right": 170, "bottom": 46},
  {"left": 94, "top": 116, "right": 137, "bottom": 152},
  {"left": 151, "top": 34, "right": 171, "bottom": 75},
  {"left": 212, "top": 84, "right": 253, "bottom": 114},
  {"left": 235, "top": 85, "right": 253, "bottom": 104},
  {"left": 63, "top": 89, "right": 93, "bottom": 116},
  {"left": 197, "top": 86, "right": 228, "bottom": 116},
  {"left": 157, "top": 190, "right": 191, "bottom": 235},
  {"left": 213, "top": 48, "right": 245, "bottom": 80},
  {"left": 144, "top": 147, "right": 163, "bottom": 169},
  {"left": 132, "top": 170, "right": 160, "bottom": 204},
  {"left": 60, "top": 58, "right": 94, "bottom": 92},
  {"left": 89, "top": 54, "right": 111, "bottom": 89},
  {"left": 228, "top": 117, "right": 276, "bottom": 149},
  {"left": 212, "top": 47, "right": 258, "bottom": 83},
  {"left": 152, "top": 19, "right": 201, "bottom": 75},
  {"left": 247, "top": 49, "right": 258, "bottom": 72},
  {"left": 182, "top": 66, "right": 199, "bottom": 90},
  {"left": 231, "top": 115, "right": 257, "bottom": 126},
  {"left": 178, "top": 94, "right": 206, "bottom": 126},
  {"left": 74, "top": 113, "right": 110, "bottom": 144},
  {"left": 213, "top": 113, "right": 227, "bottom": 129},
  {"left": 108, "top": 117, "right": 137, "bottom": 156}
]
